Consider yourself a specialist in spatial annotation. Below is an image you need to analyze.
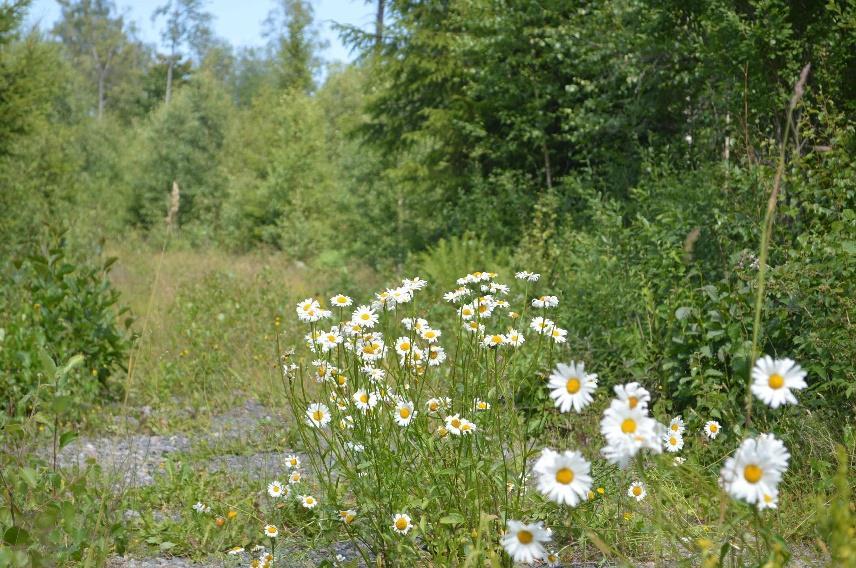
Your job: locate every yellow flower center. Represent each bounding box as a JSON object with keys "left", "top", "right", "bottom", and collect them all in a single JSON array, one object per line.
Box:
[
  {"left": 632, "top": 486, "right": 642, "bottom": 496},
  {"left": 400, "top": 342, "right": 410, "bottom": 351},
  {"left": 621, "top": 418, "right": 637, "bottom": 434},
  {"left": 555, "top": 468, "right": 575, "bottom": 484},
  {"left": 312, "top": 410, "right": 324, "bottom": 422},
  {"left": 429, "top": 402, "right": 439, "bottom": 411},
  {"left": 450, "top": 418, "right": 461, "bottom": 429},
  {"left": 709, "top": 424, "right": 718, "bottom": 432},
  {"left": 744, "top": 464, "right": 763, "bottom": 483},
  {"left": 360, "top": 313, "right": 370, "bottom": 321},
  {"left": 566, "top": 378, "right": 581, "bottom": 394},
  {"left": 399, "top": 407, "right": 411, "bottom": 419},
  {"left": 669, "top": 436, "right": 678, "bottom": 446},
  {"left": 492, "top": 335, "right": 503, "bottom": 344},
  {"left": 359, "top": 393, "right": 368, "bottom": 404},
  {"left": 306, "top": 498, "right": 314, "bottom": 505},
  {"left": 517, "top": 530, "right": 534, "bottom": 544},
  {"left": 337, "top": 375, "right": 347, "bottom": 385},
  {"left": 671, "top": 423, "right": 679, "bottom": 431},
  {"left": 395, "top": 518, "right": 408, "bottom": 531},
  {"left": 768, "top": 373, "right": 784, "bottom": 389},
  {"left": 628, "top": 396, "right": 638, "bottom": 409}
]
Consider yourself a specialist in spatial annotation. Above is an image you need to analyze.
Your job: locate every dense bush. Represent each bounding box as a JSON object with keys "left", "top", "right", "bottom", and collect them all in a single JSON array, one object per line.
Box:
[{"left": 0, "top": 232, "right": 134, "bottom": 411}]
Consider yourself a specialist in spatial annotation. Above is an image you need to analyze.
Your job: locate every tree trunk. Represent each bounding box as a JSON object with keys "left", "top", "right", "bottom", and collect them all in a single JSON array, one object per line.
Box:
[
  {"left": 374, "top": 0, "right": 385, "bottom": 48},
  {"left": 165, "top": 59, "right": 174, "bottom": 104},
  {"left": 97, "top": 72, "right": 106, "bottom": 119}
]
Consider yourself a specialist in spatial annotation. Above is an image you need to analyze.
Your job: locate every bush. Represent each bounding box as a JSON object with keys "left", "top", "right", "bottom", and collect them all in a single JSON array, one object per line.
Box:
[{"left": 0, "top": 231, "right": 134, "bottom": 411}]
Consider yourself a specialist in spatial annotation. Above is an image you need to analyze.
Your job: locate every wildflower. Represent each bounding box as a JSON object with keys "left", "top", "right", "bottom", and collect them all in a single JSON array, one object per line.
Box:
[
  {"left": 289, "top": 471, "right": 302, "bottom": 484},
  {"left": 352, "top": 389, "right": 378, "bottom": 412},
  {"left": 445, "top": 414, "right": 464, "bottom": 435},
  {"left": 227, "top": 546, "right": 244, "bottom": 555},
  {"left": 673, "top": 456, "right": 686, "bottom": 466},
  {"left": 600, "top": 403, "right": 662, "bottom": 468},
  {"left": 704, "top": 421, "right": 721, "bottom": 439},
  {"left": 392, "top": 513, "right": 413, "bottom": 535},
  {"left": 436, "top": 425, "right": 449, "bottom": 438},
  {"left": 628, "top": 481, "right": 647, "bottom": 501},
  {"left": 464, "top": 321, "right": 484, "bottom": 334},
  {"left": 751, "top": 356, "right": 807, "bottom": 408},
  {"left": 548, "top": 362, "right": 598, "bottom": 413},
  {"left": 545, "top": 551, "right": 560, "bottom": 566},
  {"left": 515, "top": 271, "right": 540, "bottom": 282},
  {"left": 532, "top": 295, "right": 559, "bottom": 308},
  {"left": 426, "top": 398, "right": 442, "bottom": 413},
  {"left": 330, "top": 294, "right": 353, "bottom": 308},
  {"left": 443, "top": 288, "right": 468, "bottom": 303},
  {"left": 345, "top": 441, "right": 364, "bottom": 453},
  {"left": 264, "top": 524, "right": 279, "bottom": 538},
  {"left": 339, "top": 509, "right": 357, "bottom": 524},
  {"left": 351, "top": 305, "right": 378, "bottom": 328},
  {"left": 549, "top": 326, "right": 568, "bottom": 343},
  {"left": 420, "top": 328, "right": 441, "bottom": 343},
  {"left": 389, "top": 286, "right": 413, "bottom": 305},
  {"left": 267, "top": 481, "right": 285, "bottom": 498},
  {"left": 394, "top": 401, "right": 416, "bottom": 426},
  {"left": 306, "top": 403, "right": 331, "bottom": 427},
  {"left": 597, "top": 487, "right": 605, "bottom": 495},
  {"left": 501, "top": 520, "right": 551, "bottom": 564},
  {"left": 664, "top": 431, "right": 684, "bottom": 453},
  {"left": 402, "top": 276, "right": 427, "bottom": 291},
  {"left": 533, "top": 448, "right": 593, "bottom": 507},
  {"left": 612, "top": 382, "right": 651, "bottom": 410},
  {"left": 669, "top": 416, "right": 686, "bottom": 435},
  {"left": 296, "top": 298, "right": 323, "bottom": 322},
  {"left": 459, "top": 419, "right": 477, "bottom": 435},
  {"left": 460, "top": 303, "right": 476, "bottom": 320},
  {"left": 339, "top": 415, "right": 354, "bottom": 430},
  {"left": 474, "top": 398, "right": 491, "bottom": 411},
  {"left": 530, "top": 317, "right": 555, "bottom": 335},
  {"left": 192, "top": 502, "right": 210, "bottom": 514},
  {"left": 428, "top": 345, "right": 447, "bottom": 365},
  {"left": 719, "top": 434, "right": 789, "bottom": 509},
  {"left": 506, "top": 329, "right": 525, "bottom": 347},
  {"left": 227, "top": 510, "right": 238, "bottom": 519},
  {"left": 301, "top": 495, "right": 318, "bottom": 509},
  {"left": 319, "top": 329, "right": 343, "bottom": 351},
  {"left": 483, "top": 333, "right": 506, "bottom": 348}
]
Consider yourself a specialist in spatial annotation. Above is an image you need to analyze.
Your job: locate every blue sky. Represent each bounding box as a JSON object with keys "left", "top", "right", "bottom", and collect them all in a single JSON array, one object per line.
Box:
[{"left": 25, "top": 0, "right": 374, "bottom": 63}]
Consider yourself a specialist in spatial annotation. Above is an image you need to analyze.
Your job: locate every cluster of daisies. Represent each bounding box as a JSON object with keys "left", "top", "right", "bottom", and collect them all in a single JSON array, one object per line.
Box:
[
  {"left": 286, "top": 271, "right": 809, "bottom": 566},
  {"left": 502, "top": 355, "right": 806, "bottom": 563}
]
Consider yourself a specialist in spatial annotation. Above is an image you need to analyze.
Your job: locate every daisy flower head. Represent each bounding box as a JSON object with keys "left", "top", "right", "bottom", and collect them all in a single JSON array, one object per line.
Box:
[
  {"left": 267, "top": 481, "right": 285, "bottom": 498},
  {"left": 392, "top": 513, "right": 413, "bottom": 535},
  {"left": 352, "top": 389, "right": 378, "bottom": 412},
  {"left": 549, "top": 326, "right": 568, "bottom": 344},
  {"left": 704, "top": 420, "right": 722, "bottom": 439},
  {"left": 306, "top": 403, "right": 331, "bottom": 428},
  {"left": 372, "top": 290, "right": 395, "bottom": 311},
  {"left": 264, "top": 524, "right": 279, "bottom": 538},
  {"left": 464, "top": 320, "right": 484, "bottom": 334},
  {"left": 545, "top": 551, "right": 560, "bottom": 567},
  {"left": 339, "top": 509, "right": 356, "bottom": 524},
  {"left": 427, "top": 345, "right": 447, "bottom": 366},
  {"left": 445, "top": 414, "right": 463, "bottom": 435},
  {"left": 389, "top": 286, "right": 413, "bottom": 305},
  {"left": 351, "top": 305, "right": 378, "bottom": 328},
  {"left": 600, "top": 404, "right": 662, "bottom": 468},
  {"left": 426, "top": 398, "right": 442, "bottom": 413},
  {"left": 664, "top": 431, "right": 684, "bottom": 453},
  {"left": 394, "top": 400, "right": 416, "bottom": 426},
  {"left": 394, "top": 337, "right": 413, "bottom": 357},
  {"left": 420, "top": 327, "right": 441, "bottom": 343},
  {"left": 533, "top": 448, "right": 593, "bottom": 507},
  {"left": 300, "top": 495, "right": 318, "bottom": 509},
  {"left": 289, "top": 471, "right": 302, "bottom": 484},
  {"left": 460, "top": 303, "right": 476, "bottom": 320},
  {"left": 530, "top": 317, "right": 555, "bottom": 335},
  {"left": 227, "top": 546, "right": 244, "bottom": 555},
  {"left": 719, "top": 434, "right": 790, "bottom": 509},
  {"left": 483, "top": 333, "right": 506, "bottom": 348},
  {"left": 330, "top": 294, "right": 353, "bottom": 308},
  {"left": 402, "top": 276, "right": 427, "bottom": 291},
  {"left": 296, "top": 298, "right": 322, "bottom": 322},
  {"left": 532, "top": 295, "right": 559, "bottom": 309},
  {"left": 515, "top": 271, "right": 540, "bottom": 282},
  {"left": 286, "top": 454, "right": 301, "bottom": 469},
  {"left": 751, "top": 356, "right": 807, "bottom": 408},
  {"left": 669, "top": 416, "right": 685, "bottom": 435},
  {"left": 192, "top": 502, "right": 210, "bottom": 513},
  {"left": 612, "top": 382, "right": 651, "bottom": 410},
  {"left": 506, "top": 329, "right": 525, "bottom": 347},
  {"left": 628, "top": 481, "right": 647, "bottom": 501},
  {"left": 459, "top": 419, "right": 477, "bottom": 435},
  {"left": 474, "top": 398, "right": 491, "bottom": 411},
  {"left": 443, "top": 288, "right": 467, "bottom": 303},
  {"left": 501, "top": 520, "right": 551, "bottom": 564},
  {"left": 547, "top": 362, "right": 598, "bottom": 413}
]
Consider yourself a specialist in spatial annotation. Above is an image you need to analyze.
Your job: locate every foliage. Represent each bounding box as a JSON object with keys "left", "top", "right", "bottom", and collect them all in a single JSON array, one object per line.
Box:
[{"left": 0, "top": 231, "right": 133, "bottom": 410}]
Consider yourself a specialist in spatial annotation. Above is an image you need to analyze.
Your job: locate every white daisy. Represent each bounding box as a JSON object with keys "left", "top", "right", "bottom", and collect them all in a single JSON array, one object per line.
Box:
[
  {"left": 483, "top": 333, "right": 506, "bottom": 348},
  {"left": 628, "top": 481, "right": 646, "bottom": 501},
  {"left": 514, "top": 271, "right": 540, "bottom": 282},
  {"left": 719, "top": 434, "right": 790, "bottom": 509},
  {"left": 192, "top": 502, "right": 210, "bottom": 513},
  {"left": 751, "top": 356, "right": 807, "bottom": 408},
  {"left": 501, "top": 520, "right": 551, "bottom": 564},
  {"left": 352, "top": 389, "right": 378, "bottom": 412},
  {"left": 288, "top": 471, "right": 302, "bottom": 485},
  {"left": 339, "top": 509, "right": 357, "bottom": 524},
  {"left": 473, "top": 398, "right": 491, "bottom": 411},
  {"left": 549, "top": 326, "right": 567, "bottom": 343},
  {"left": 426, "top": 398, "right": 442, "bottom": 413},
  {"left": 227, "top": 546, "right": 244, "bottom": 555},
  {"left": 392, "top": 513, "right": 413, "bottom": 535},
  {"left": 300, "top": 495, "right": 318, "bottom": 509},
  {"left": 267, "top": 481, "right": 285, "bottom": 498},
  {"left": 394, "top": 337, "right": 414, "bottom": 357},
  {"left": 530, "top": 317, "right": 555, "bottom": 335},
  {"left": 351, "top": 305, "right": 378, "bottom": 328},
  {"left": 533, "top": 448, "right": 593, "bottom": 507},
  {"left": 506, "top": 329, "right": 525, "bottom": 347},
  {"left": 402, "top": 276, "right": 427, "bottom": 291},
  {"left": 306, "top": 403, "right": 331, "bottom": 428},
  {"left": 669, "top": 416, "right": 685, "bottom": 435},
  {"left": 296, "top": 298, "right": 322, "bottom": 322},
  {"left": 664, "top": 431, "right": 684, "bottom": 453},
  {"left": 459, "top": 419, "right": 477, "bottom": 435},
  {"left": 612, "top": 382, "right": 651, "bottom": 410},
  {"left": 330, "top": 294, "right": 353, "bottom": 308},
  {"left": 547, "top": 362, "right": 598, "bottom": 413},
  {"left": 420, "top": 328, "right": 441, "bottom": 343},
  {"left": 460, "top": 303, "right": 477, "bottom": 320},
  {"left": 393, "top": 401, "right": 416, "bottom": 426},
  {"left": 599, "top": 403, "right": 662, "bottom": 468},
  {"left": 427, "top": 346, "right": 447, "bottom": 366},
  {"left": 264, "top": 524, "right": 279, "bottom": 538},
  {"left": 445, "top": 414, "right": 463, "bottom": 435},
  {"left": 532, "top": 295, "right": 559, "bottom": 308},
  {"left": 704, "top": 420, "right": 722, "bottom": 439}
]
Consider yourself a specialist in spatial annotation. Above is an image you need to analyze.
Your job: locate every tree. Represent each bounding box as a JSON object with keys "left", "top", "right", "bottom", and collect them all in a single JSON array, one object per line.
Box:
[
  {"left": 53, "top": 0, "right": 139, "bottom": 118},
  {"left": 152, "top": 0, "right": 212, "bottom": 103},
  {"left": 263, "top": 0, "right": 324, "bottom": 92}
]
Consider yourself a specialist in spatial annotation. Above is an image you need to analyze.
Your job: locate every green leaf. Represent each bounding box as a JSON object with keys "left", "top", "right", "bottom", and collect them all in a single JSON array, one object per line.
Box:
[
  {"left": 159, "top": 541, "right": 176, "bottom": 551},
  {"left": 439, "top": 513, "right": 465, "bottom": 525},
  {"left": 3, "top": 526, "right": 32, "bottom": 546},
  {"left": 59, "top": 431, "right": 78, "bottom": 449}
]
